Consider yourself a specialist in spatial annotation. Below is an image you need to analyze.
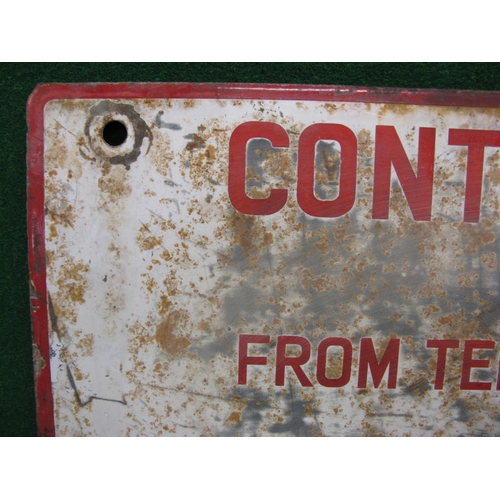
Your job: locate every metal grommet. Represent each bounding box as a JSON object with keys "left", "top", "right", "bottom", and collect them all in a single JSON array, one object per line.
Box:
[{"left": 85, "top": 101, "right": 153, "bottom": 169}]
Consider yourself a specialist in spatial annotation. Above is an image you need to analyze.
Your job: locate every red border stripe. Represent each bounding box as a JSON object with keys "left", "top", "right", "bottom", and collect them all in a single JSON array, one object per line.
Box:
[{"left": 28, "top": 82, "right": 500, "bottom": 108}]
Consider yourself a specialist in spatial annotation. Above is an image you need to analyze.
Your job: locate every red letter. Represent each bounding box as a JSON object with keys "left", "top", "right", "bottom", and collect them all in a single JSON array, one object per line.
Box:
[
  {"left": 426, "top": 339, "right": 460, "bottom": 389},
  {"left": 275, "top": 336, "right": 313, "bottom": 387},
  {"left": 460, "top": 340, "right": 495, "bottom": 390},
  {"left": 373, "top": 126, "right": 435, "bottom": 221},
  {"left": 316, "top": 337, "right": 352, "bottom": 387},
  {"left": 357, "top": 338, "right": 400, "bottom": 389},
  {"left": 448, "top": 129, "right": 500, "bottom": 223},
  {"left": 297, "top": 124, "right": 357, "bottom": 217},
  {"left": 238, "top": 334, "right": 270, "bottom": 385},
  {"left": 229, "top": 122, "right": 289, "bottom": 215}
]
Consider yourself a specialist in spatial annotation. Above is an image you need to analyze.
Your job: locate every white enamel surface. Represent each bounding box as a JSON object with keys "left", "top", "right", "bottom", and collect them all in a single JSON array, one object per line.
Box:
[{"left": 44, "top": 98, "right": 500, "bottom": 436}]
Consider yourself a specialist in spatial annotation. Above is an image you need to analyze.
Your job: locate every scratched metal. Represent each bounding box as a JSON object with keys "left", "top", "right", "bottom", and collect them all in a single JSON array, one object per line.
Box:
[{"left": 40, "top": 96, "right": 500, "bottom": 436}]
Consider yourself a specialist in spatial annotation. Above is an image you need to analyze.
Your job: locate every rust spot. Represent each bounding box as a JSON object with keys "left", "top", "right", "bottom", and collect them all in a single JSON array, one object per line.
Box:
[
  {"left": 263, "top": 232, "right": 274, "bottom": 246},
  {"left": 436, "top": 310, "right": 482, "bottom": 340},
  {"left": 142, "top": 275, "right": 157, "bottom": 294},
  {"left": 481, "top": 252, "right": 498, "bottom": 269},
  {"left": 155, "top": 310, "right": 191, "bottom": 355},
  {"left": 322, "top": 103, "right": 337, "bottom": 114},
  {"left": 160, "top": 250, "right": 172, "bottom": 262},
  {"left": 32, "top": 343, "right": 46, "bottom": 376},
  {"left": 150, "top": 128, "right": 174, "bottom": 178},
  {"left": 300, "top": 269, "right": 335, "bottom": 293},
  {"left": 56, "top": 261, "right": 88, "bottom": 304},
  {"left": 205, "top": 144, "right": 216, "bottom": 161},
  {"left": 45, "top": 119, "right": 68, "bottom": 169},
  {"left": 458, "top": 272, "right": 479, "bottom": 288},
  {"left": 229, "top": 213, "right": 257, "bottom": 255},
  {"left": 316, "top": 142, "right": 340, "bottom": 185},
  {"left": 357, "top": 128, "right": 373, "bottom": 158},
  {"left": 98, "top": 164, "right": 132, "bottom": 203},
  {"left": 182, "top": 125, "right": 227, "bottom": 190},
  {"left": 74, "top": 334, "right": 94, "bottom": 357},
  {"left": 48, "top": 224, "right": 58, "bottom": 241},
  {"left": 225, "top": 411, "right": 242, "bottom": 425},
  {"left": 222, "top": 210, "right": 281, "bottom": 269},
  {"left": 487, "top": 162, "right": 500, "bottom": 186},
  {"left": 185, "top": 134, "right": 206, "bottom": 151},
  {"left": 418, "top": 282, "right": 447, "bottom": 299},
  {"left": 198, "top": 320, "right": 210, "bottom": 331},
  {"left": 458, "top": 223, "right": 496, "bottom": 254},
  {"left": 433, "top": 429, "right": 446, "bottom": 437},
  {"left": 163, "top": 269, "right": 180, "bottom": 296},
  {"left": 158, "top": 295, "right": 173, "bottom": 316},
  {"left": 420, "top": 304, "right": 441, "bottom": 319},
  {"left": 72, "top": 365, "right": 86, "bottom": 381},
  {"left": 325, "top": 353, "right": 345, "bottom": 380},
  {"left": 137, "top": 224, "right": 163, "bottom": 251},
  {"left": 53, "top": 260, "right": 89, "bottom": 323},
  {"left": 378, "top": 103, "right": 414, "bottom": 117}
]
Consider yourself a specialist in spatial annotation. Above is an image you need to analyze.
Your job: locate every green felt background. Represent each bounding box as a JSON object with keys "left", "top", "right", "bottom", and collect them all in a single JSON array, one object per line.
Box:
[{"left": 1, "top": 62, "right": 500, "bottom": 436}]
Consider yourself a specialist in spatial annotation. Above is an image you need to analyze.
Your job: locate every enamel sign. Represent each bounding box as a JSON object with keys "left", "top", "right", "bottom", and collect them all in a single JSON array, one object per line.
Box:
[{"left": 28, "top": 83, "right": 500, "bottom": 436}]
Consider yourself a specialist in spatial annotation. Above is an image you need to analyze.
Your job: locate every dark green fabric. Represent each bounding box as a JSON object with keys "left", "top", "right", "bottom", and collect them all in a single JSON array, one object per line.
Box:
[{"left": 1, "top": 62, "right": 499, "bottom": 436}]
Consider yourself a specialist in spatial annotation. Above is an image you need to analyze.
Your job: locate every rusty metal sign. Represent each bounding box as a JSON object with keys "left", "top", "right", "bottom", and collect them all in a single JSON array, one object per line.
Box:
[{"left": 28, "top": 83, "right": 500, "bottom": 436}]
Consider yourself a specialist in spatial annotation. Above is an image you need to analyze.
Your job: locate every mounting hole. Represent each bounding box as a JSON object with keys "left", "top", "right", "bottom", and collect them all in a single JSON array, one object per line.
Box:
[{"left": 102, "top": 120, "right": 128, "bottom": 146}]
